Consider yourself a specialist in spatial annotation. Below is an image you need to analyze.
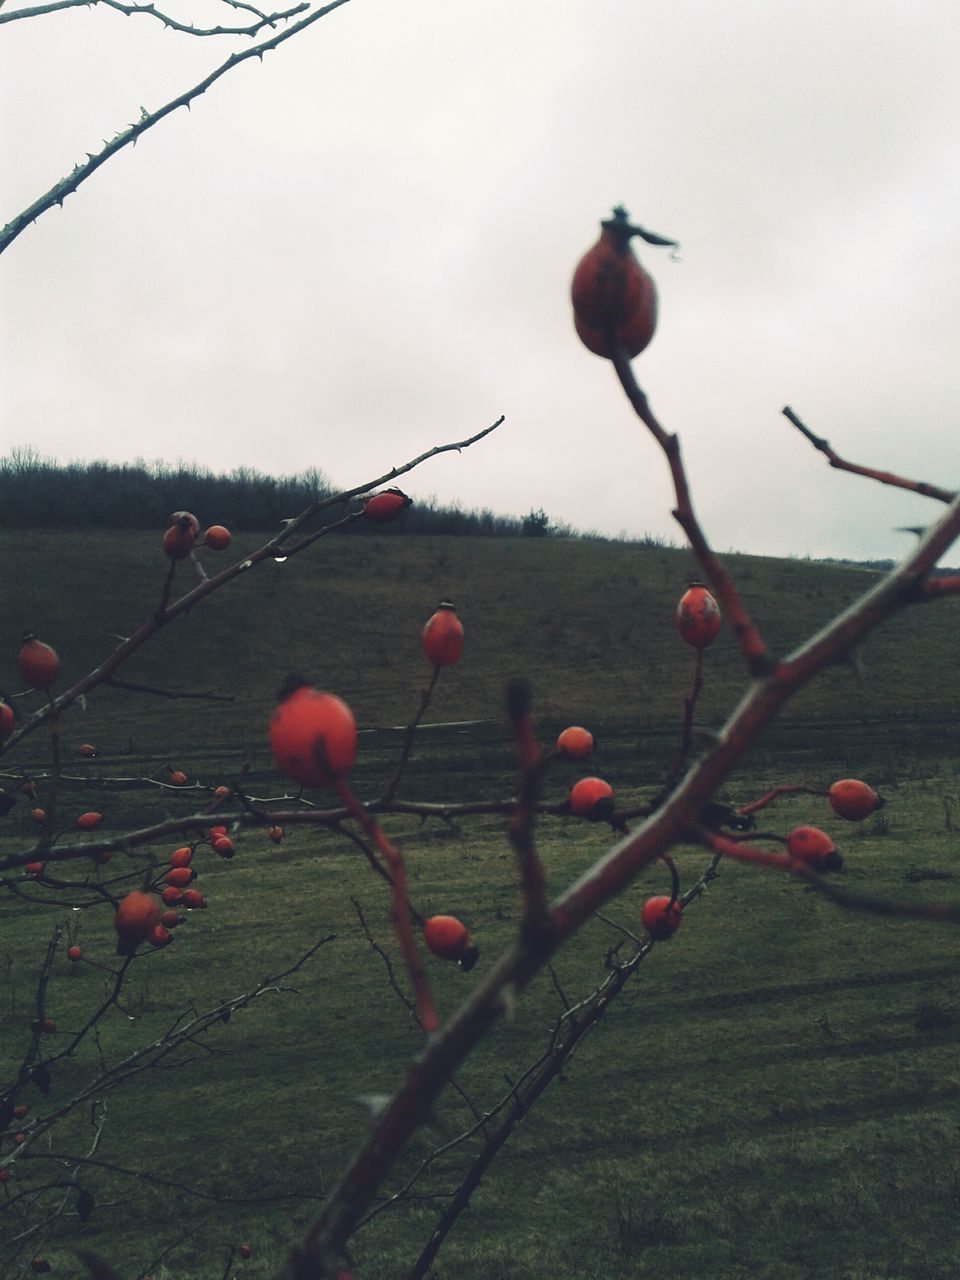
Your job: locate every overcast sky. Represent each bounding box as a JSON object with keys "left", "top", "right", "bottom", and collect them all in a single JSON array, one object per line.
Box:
[{"left": 2, "top": 0, "right": 958, "bottom": 561}]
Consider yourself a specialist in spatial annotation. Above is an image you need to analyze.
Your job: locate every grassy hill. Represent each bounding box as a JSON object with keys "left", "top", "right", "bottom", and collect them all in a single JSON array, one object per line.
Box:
[{"left": 3, "top": 529, "right": 959, "bottom": 777}]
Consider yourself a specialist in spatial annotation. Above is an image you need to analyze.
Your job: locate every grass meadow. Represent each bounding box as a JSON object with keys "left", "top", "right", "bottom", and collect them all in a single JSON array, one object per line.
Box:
[{"left": 2, "top": 530, "right": 960, "bottom": 1279}]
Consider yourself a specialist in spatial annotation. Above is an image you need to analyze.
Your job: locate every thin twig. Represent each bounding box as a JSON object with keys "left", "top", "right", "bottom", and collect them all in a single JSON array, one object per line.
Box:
[
  {"left": 782, "top": 406, "right": 956, "bottom": 504},
  {"left": 612, "top": 349, "right": 775, "bottom": 676}
]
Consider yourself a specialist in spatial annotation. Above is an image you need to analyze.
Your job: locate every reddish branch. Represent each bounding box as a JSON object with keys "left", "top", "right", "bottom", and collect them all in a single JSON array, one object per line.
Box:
[
  {"left": 286, "top": 389, "right": 960, "bottom": 1275},
  {"left": 654, "top": 646, "right": 706, "bottom": 805},
  {"left": 505, "top": 680, "right": 550, "bottom": 935},
  {"left": 919, "top": 574, "right": 960, "bottom": 599},
  {"left": 334, "top": 779, "right": 439, "bottom": 1036},
  {"left": 737, "top": 784, "right": 828, "bottom": 815},
  {"left": 611, "top": 350, "right": 774, "bottom": 676},
  {"left": 698, "top": 828, "right": 960, "bottom": 922},
  {"left": 782, "top": 406, "right": 957, "bottom": 504}
]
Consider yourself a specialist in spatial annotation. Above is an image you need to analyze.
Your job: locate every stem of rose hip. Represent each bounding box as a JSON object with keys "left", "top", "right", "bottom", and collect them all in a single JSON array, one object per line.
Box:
[
  {"left": 505, "top": 679, "right": 550, "bottom": 935},
  {"left": 610, "top": 350, "right": 775, "bottom": 677},
  {"left": 381, "top": 665, "right": 441, "bottom": 804},
  {"left": 35, "top": 691, "right": 61, "bottom": 857},
  {"left": 333, "top": 778, "right": 439, "bottom": 1036}
]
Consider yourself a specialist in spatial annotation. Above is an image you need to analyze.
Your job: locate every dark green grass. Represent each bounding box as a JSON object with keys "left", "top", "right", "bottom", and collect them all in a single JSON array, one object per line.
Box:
[
  {"left": 2, "top": 774, "right": 960, "bottom": 1279},
  {"left": 2, "top": 531, "right": 960, "bottom": 1276}
]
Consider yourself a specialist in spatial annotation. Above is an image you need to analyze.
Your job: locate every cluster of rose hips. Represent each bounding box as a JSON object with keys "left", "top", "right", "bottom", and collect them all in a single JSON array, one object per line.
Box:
[
  {"left": 554, "top": 724, "right": 683, "bottom": 940},
  {"left": 161, "top": 510, "right": 231, "bottom": 560},
  {"left": 110, "top": 825, "right": 240, "bottom": 954}
]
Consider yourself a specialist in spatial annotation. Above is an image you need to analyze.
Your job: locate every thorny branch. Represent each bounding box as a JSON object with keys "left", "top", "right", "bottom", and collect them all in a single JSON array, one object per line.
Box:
[
  {"left": 0, "top": 0, "right": 355, "bottom": 255},
  {"left": 0, "top": 0, "right": 310, "bottom": 37}
]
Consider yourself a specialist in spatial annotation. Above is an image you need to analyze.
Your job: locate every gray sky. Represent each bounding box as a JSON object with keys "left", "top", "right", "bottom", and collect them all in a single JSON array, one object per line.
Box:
[{"left": 3, "top": 0, "right": 958, "bottom": 560}]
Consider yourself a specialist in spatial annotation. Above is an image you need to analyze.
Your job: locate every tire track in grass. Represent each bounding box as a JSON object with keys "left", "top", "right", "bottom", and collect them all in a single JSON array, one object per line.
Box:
[{"left": 662, "top": 964, "right": 960, "bottom": 1014}]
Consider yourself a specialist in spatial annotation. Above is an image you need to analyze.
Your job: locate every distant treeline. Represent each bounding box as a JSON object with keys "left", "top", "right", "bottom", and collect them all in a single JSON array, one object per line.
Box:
[{"left": 0, "top": 449, "right": 583, "bottom": 539}]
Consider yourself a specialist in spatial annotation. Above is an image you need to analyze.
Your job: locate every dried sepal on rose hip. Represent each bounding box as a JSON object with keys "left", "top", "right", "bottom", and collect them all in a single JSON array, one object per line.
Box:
[
  {"left": 18, "top": 634, "right": 61, "bottom": 689},
  {"left": 269, "top": 676, "right": 357, "bottom": 789},
  {"left": 423, "top": 915, "right": 479, "bottom": 971},
  {"left": 422, "top": 601, "right": 464, "bottom": 668},
  {"left": 362, "top": 488, "right": 413, "bottom": 523},
  {"left": 571, "top": 206, "right": 675, "bottom": 359},
  {"left": 828, "top": 778, "right": 884, "bottom": 821},
  {"left": 676, "top": 583, "right": 721, "bottom": 649},
  {"left": 786, "top": 825, "right": 843, "bottom": 872},
  {"left": 568, "top": 776, "right": 615, "bottom": 820}
]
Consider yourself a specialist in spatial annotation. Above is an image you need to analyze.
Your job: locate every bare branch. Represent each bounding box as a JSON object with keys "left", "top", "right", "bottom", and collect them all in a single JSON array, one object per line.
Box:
[
  {"left": 611, "top": 349, "right": 775, "bottom": 677},
  {"left": 102, "top": 676, "right": 234, "bottom": 701},
  {"left": 380, "top": 667, "right": 441, "bottom": 805},
  {"left": 0, "top": 0, "right": 355, "bottom": 256},
  {"left": 504, "top": 679, "right": 550, "bottom": 936},
  {"left": 782, "top": 406, "right": 956, "bottom": 504},
  {"left": 0, "top": 417, "right": 504, "bottom": 758},
  {"left": 0, "top": 0, "right": 310, "bottom": 36},
  {"left": 698, "top": 827, "right": 960, "bottom": 923}
]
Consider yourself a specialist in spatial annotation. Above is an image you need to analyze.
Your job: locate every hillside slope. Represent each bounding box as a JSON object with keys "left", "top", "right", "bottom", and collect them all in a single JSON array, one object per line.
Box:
[{"left": 4, "top": 530, "right": 958, "bottom": 765}]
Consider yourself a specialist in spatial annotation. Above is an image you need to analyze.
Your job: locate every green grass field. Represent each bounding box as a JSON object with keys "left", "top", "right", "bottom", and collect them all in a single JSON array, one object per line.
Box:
[{"left": 2, "top": 532, "right": 960, "bottom": 1278}]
